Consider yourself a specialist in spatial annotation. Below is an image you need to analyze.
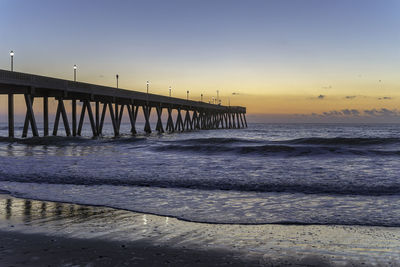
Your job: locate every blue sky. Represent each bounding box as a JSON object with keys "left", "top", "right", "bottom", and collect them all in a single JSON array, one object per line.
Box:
[{"left": 1, "top": 0, "right": 399, "bottom": 120}]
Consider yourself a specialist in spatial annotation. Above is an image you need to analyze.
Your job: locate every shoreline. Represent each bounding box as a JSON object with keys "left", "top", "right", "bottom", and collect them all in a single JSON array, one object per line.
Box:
[
  {"left": 0, "top": 194, "right": 399, "bottom": 266},
  {"left": 5, "top": 189, "right": 398, "bottom": 228}
]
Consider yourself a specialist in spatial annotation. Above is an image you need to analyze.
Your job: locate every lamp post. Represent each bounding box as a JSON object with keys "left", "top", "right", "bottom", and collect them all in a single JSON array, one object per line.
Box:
[
  {"left": 217, "top": 90, "right": 219, "bottom": 104},
  {"left": 73, "top": 65, "right": 77, "bottom": 82},
  {"left": 10, "top": 51, "right": 14, "bottom": 71},
  {"left": 116, "top": 74, "right": 119, "bottom": 88},
  {"left": 187, "top": 90, "right": 189, "bottom": 100},
  {"left": 169, "top": 86, "right": 171, "bottom": 97},
  {"left": 212, "top": 96, "right": 215, "bottom": 104},
  {"left": 201, "top": 94, "right": 203, "bottom": 102}
]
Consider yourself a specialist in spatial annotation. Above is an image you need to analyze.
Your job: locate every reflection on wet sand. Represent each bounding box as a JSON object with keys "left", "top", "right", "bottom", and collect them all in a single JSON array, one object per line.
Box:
[{"left": 0, "top": 195, "right": 400, "bottom": 266}]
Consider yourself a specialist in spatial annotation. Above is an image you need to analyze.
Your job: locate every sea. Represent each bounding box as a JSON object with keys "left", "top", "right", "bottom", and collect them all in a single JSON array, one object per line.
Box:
[{"left": 0, "top": 122, "right": 399, "bottom": 227}]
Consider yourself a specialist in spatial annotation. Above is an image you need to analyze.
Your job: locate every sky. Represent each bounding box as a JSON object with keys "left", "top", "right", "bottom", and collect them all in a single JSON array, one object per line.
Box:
[{"left": 1, "top": 0, "right": 400, "bottom": 122}]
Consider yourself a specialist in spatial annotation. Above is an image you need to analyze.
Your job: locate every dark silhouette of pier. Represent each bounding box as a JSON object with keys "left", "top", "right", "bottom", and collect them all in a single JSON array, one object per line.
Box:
[{"left": 0, "top": 69, "right": 247, "bottom": 138}]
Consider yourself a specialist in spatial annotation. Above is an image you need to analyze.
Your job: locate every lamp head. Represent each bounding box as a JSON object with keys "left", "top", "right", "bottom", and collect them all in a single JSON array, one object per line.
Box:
[
  {"left": 73, "top": 65, "right": 77, "bottom": 70},
  {"left": 10, "top": 51, "right": 14, "bottom": 57}
]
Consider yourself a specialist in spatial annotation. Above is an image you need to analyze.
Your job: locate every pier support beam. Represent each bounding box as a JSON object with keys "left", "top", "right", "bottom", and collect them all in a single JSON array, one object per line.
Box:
[
  {"left": 95, "top": 101, "right": 100, "bottom": 136},
  {"left": 175, "top": 108, "right": 184, "bottom": 132},
  {"left": 8, "top": 93, "right": 14, "bottom": 138},
  {"left": 192, "top": 110, "right": 199, "bottom": 130},
  {"left": 77, "top": 101, "right": 87, "bottom": 136},
  {"left": 239, "top": 113, "right": 245, "bottom": 128},
  {"left": 117, "top": 104, "right": 124, "bottom": 131},
  {"left": 127, "top": 104, "right": 138, "bottom": 134},
  {"left": 53, "top": 99, "right": 71, "bottom": 136},
  {"left": 108, "top": 102, "right": 118, "bottom": 137},
  {"left": 166, "top": 107, "right": 174, "bottom": 133},
  {"left": 127, "top": 104, "right": 135, "bottom": 135},
  {"left": 43, "top": 96, "right": 49, "bottom": 136},
  {"left": 115, "top": 103, "right": 119, "bottom": 129},
  {"left": 183, "top": 110, "right": 192, "bottom": 131},
  {"left": 155, "top": 105, "right": 164, "bottom": 133},
  {"left": 143, "top": 105, "right": 152, "bottom": 134},
  {"left": 23, "top": 94, "right": 39, "bottom": 137},
  {"left": 99, "top": 102, "right": 107, "bottom": 136},
  {"left": 199, "top": 112, "right": 205, "bottom": 129},
  {"left": 236, "top": 113, "right": 241, "bottom": 129},
  {"left": 76, "top": 101, "right": 97, "bottom": 137},
  {"left": 60, "top": 99, "right": 71, "bottom": 136},
  {"left": 22, "top": 96, "right": 33, "bottom": 138},
  {"left": 85, "top": 101, "right": 97, "bottom": 137},
  {"left": 72, "top": 100, "right": 77, "bottom": 136},
  {"left": 231, "top": 113, "right": 236, "bottom": 128}
]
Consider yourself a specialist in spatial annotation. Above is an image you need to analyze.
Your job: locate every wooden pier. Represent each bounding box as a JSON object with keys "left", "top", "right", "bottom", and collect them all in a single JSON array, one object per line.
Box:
[{"left": 0, "top": 69, "right": 247, "bottom": 138}]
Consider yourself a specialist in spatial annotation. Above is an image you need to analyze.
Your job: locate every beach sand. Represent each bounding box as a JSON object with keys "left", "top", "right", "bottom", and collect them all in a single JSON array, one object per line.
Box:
[{"left": 0, "top": 194, "right": 399, "bottom": 266}]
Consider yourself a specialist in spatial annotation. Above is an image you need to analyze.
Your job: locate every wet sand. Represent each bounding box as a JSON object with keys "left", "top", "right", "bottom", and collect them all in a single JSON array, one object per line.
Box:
[
  {"left": 0, "top": 230, "right": 261, "bottom": 266},
  {"left": 0, "top": 194, "right": 399, "bottom": 266}
]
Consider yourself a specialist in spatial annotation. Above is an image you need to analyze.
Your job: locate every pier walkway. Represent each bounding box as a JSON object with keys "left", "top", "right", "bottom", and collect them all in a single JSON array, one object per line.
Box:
[{"left": 0, "top": 69, "right": 247, "bottom": 138}]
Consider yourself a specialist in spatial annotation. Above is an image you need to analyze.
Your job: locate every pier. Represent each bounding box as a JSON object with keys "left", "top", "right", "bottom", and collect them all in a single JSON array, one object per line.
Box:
[{"left": 0, "top": 69, "right": 247, "bottom": 138}]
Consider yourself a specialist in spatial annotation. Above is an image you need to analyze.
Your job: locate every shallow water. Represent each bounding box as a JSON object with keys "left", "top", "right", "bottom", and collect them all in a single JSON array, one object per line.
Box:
[{"left": 0, "top": 122, "right": 400, "bottom": 226}]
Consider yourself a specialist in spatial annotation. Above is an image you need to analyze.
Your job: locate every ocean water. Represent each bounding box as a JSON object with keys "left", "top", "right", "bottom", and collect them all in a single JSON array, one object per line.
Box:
[{"left": 0, "top": 122, "right": 399, "bottom": 226}]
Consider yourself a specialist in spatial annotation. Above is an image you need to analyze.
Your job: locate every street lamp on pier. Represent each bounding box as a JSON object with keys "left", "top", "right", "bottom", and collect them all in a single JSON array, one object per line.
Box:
[
  {"left": 73, "top": 65, "right": 77, "bottom": 82},
  {"left": 116, "top": 74, "right": 119, "bottom": 88},
  {"left": 169, "top": 86, "right": 171, "bottom": 97},
  {"left": 10, "top": 51, "right": 14, "bottom": 71}
]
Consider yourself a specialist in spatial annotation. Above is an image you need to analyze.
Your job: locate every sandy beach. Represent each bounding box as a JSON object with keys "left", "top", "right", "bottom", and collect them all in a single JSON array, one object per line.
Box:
[{"left": 0, "top": 194, "right": 399, "bottom": 266}]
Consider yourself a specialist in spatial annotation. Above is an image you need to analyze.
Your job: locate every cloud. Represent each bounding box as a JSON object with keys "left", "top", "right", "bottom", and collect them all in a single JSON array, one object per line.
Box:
[
  {"left": 345, "top": 96, "right": 357, "bottom": 100},
  {"left": 322, "top": 110, "right": 342, "bottom": 117},
  {"left": 341, "top": 109, "right": 351, "bottom": 115},
  {"left": 364, "top": 109, "right": 378, "bottom": 116},
  {"left": 378, "top": 96, "right": 392, "bottom": 100},
  {"left": 302, "top": 108, "right": 399, "bottom": 121},
  {"left": 317, "top": 94, "right": 325, "bottom": 99},
  {"left": 364, "top": 108, "right": 400, "bottom": 117},
  {"left": 340, "top": 109, "right": 359, "bottom": 116},
  {"left": 321, "top": 85, "right": 332, "bottom": 89}
]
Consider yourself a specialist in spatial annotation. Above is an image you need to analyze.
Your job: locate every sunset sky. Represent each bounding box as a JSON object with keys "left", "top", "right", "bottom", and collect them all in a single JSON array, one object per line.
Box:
[{"left": 1, "top": 0, "right": 399, "bottom": 122}]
